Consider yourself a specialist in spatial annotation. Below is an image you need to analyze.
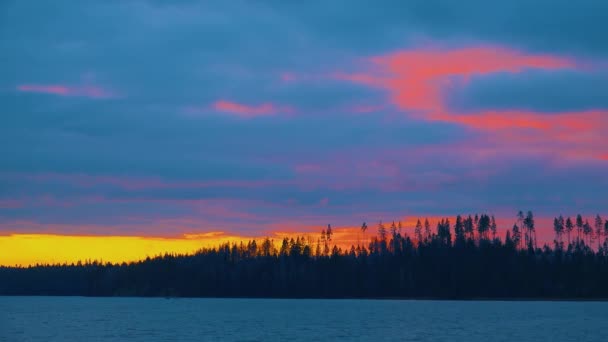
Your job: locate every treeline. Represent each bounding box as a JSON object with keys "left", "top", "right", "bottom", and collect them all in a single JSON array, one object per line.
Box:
[{"left": 1, "top": 211, "right": 608, "bottom": 299}]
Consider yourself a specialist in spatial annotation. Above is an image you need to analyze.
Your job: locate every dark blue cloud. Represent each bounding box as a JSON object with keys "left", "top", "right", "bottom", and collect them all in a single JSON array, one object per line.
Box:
[{"left": 261, "top": 0, "right": 608, "bottom": 57}]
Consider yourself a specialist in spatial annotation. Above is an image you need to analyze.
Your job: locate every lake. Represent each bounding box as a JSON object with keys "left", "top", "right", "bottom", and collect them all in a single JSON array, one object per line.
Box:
[{"left": 1, "top": 297, "right": 607, "bottom": 341}]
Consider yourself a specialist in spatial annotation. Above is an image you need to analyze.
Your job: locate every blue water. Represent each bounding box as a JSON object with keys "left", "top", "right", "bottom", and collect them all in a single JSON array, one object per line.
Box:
[{"left": 1, "top": 297, "right": 607, "bottom": 341}]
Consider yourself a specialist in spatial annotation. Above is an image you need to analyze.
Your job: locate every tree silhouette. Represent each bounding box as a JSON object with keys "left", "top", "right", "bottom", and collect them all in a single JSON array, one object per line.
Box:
[
  {"left": 565, "top": 217, "right": 574, "bottom": 245},
  {"left": 490, "top": 215, "right": 497, "bottom": 241},
  {"left": 464, "top": 215, "right": 474, "bottom": 241},
  {"left": 558, "top": 215, "right": 565, "bottom": 245},
  {"left": 414, "top": 219, "right": 423, "bottom": 243},
  {"left": 477, "top": 214, "right": 490, "bottom": 241},
  {"left": 326, "top": 224, "right": 333, "bottom": 242},
  {"left": 424, "top": 218, "right": 431, "bottom": 242},
  {"left": 604, "top": 220, "right": 608, "bottom": 251},
  {"left": 595, "top": 215, "right": 603, "bottom": 250},
  {"left": 436, "top": 218, "right": 452, "bottom": 246},
  {"left": 517, "top": 211, "right": 525, "bottom": 247},
  {"left": 553, "top": 216, "right": 564, "bottom": 248},
  {"left": 524, "top": 211, "right": 536, "bottom": 249},
  {"left": 576, "top": 214, "right": 584, "bottom": 243},
  {"left": 321, "top": 229, "right": 329, "bottom": 256},
  {"left": 377, "top": 221, "right": 387, "bottom": 253},
  {"left": 583, "top": 220, "right": 593, "bottom": 246},
  {"left": 454, "top": 215, "right": 465, "bottom": 246},
  {"left": 512, "top": 224, "right": 521, "bottom": 248},
  {"left": 390, "top": 221, "right": 397, "bottom": 238},
  {"left": 378, "top": 221, "right": 387, "bottom": 241},
  {"left": 3, "top": 211, "right": 608, "bottom": 300},
  {"left": 360, "top": 221, "right": 368, "bottom": 246}
]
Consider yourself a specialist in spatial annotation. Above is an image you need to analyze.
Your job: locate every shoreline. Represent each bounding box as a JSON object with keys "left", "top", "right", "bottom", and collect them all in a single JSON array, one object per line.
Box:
[{"left": 2, "top": 295, "right": 608, "bottom": 302}]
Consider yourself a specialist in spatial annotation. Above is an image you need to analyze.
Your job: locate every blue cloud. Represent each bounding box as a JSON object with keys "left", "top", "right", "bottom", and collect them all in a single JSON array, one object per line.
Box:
[{"left": 447, "top": 70, "right": 608, "bottom": 113}]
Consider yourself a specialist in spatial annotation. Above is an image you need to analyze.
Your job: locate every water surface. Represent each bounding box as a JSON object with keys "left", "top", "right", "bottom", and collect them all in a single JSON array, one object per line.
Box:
[{"left": 1, "top": 297, "right": 607, "bottom": 341}]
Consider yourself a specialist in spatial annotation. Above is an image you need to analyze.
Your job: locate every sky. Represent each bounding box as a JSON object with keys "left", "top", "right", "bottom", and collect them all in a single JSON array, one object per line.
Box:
[{"left": 1, "top": 1, "right": 608, "bottom": 264}]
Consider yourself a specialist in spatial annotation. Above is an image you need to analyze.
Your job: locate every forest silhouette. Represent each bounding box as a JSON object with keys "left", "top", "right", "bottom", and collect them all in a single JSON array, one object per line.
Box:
[{"left": 2, "top": 211, "right": 608, "bottom": 299}]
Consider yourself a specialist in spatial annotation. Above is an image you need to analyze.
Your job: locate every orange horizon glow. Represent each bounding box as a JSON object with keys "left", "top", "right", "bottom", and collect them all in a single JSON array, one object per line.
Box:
[
  {"left": 0, "top": 216, "right": 573, "bottom": 266},
  {"left": 0, "top": 224, "right": 403, "bottom": 266},
  {"left": 0, "top": 233, "right": 245, "bottom": 267},
  {"left": 0, "top": 229, "right": 357, "bottom": 267}
]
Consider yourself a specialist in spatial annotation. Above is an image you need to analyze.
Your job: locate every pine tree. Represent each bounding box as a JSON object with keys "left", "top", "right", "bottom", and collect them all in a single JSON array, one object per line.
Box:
[
  {"left": 378, "top": 221, "right": 387, "bottom": 242},
  {"left": 604, "top": 220, "right": 608, "bottom": 248},
  {"left": 490, "top": 215, "right": 497, "bottom": 241},
  {"left": 553, "top": 217, "right": 564, "bottom": 247},
  {"left": 326, "top": 224, "right": 333, "bottom": 242},
  {"left": 454, "top": 215, "right": 465, "bottom": 245},
  {"left": 464, "top": 215, "right": 474, "bottom": 241},
  {"left": 524, "top": 211, "right": 536, "bottom": 249},
  {"left": 424, "top": 218, "right": 431, "bottom": 241},
  {"left": 436, "top": 218, "right": 452, "bottom": 246},
  {"left": 415, "top": 219, "right": 423, "bottom": 243},
  {"left": 583, "top": 220, "right": 593, "bottom": 246},
  {"left": 512, "top": 224, "right": 521, "bottom": 248},
  {"left": 360, "top": 222, "right": 368, "bottom": 247},
  {"left": 595, "top": 215, "right": 603, "bottom": 249},
  {"left": 477, "top": 214, "right": 490, "bottom": 241},
  {"left": 390, "top": 221, "right": 397, "bottom": 237},
  {"left": 565, "top": 217, "right": 574, "bottom": 245},
  {"left": 517, "top": 211, "right": 526, "bottom": 247},
  {"left": 576, "top": 214, "right": 584, "bottom": 243}
]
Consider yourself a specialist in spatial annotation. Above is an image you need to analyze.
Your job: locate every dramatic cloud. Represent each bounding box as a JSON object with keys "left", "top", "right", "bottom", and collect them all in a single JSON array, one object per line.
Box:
[
  {"left": 335, "top": 46, "right": 575, "bottom": 113},
  {"left": 336, "top": 45, "right": 608, "bottom": 162}
]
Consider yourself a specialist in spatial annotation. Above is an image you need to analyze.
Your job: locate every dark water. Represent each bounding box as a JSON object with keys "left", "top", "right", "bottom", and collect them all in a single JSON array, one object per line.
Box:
[{"left": 1, "top": 297, "right": 607, "bottom": 341}]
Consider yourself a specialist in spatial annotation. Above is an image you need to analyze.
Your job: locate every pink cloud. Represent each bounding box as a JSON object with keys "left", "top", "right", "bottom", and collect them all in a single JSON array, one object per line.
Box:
[
  {"left": 337, "top": 46, "right": 575, "bottom": 113},
  {"left": 212, "top": 100, "right": 293, "bottom": 118},
  {"left": 16, "top": 84, "right": 113, "bottom": 99},
  {"left": 335, "top": 44, "right": 608, "bottom": 161}
]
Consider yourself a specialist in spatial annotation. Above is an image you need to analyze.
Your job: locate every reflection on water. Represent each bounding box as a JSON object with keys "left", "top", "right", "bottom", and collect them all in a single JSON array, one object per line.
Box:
[{"left": 1, "top": 297, "right": 607, "bottom": 341}]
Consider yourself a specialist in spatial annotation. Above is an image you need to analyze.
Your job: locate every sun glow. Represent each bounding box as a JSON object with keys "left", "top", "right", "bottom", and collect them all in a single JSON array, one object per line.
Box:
[{"left": 0, "top": 233, "right": 245, "bottom": 266}]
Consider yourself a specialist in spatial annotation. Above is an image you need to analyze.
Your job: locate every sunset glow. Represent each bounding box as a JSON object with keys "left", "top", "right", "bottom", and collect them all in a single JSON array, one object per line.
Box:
[
  {"left": 0, "top": 233, "right": 243, "bottom": 266},
  {"left": 1, "top": 215, "right": 569, "bottom": 266},
  {"left": 2, "top": 1, "right": 607, "bottom": 267}
]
